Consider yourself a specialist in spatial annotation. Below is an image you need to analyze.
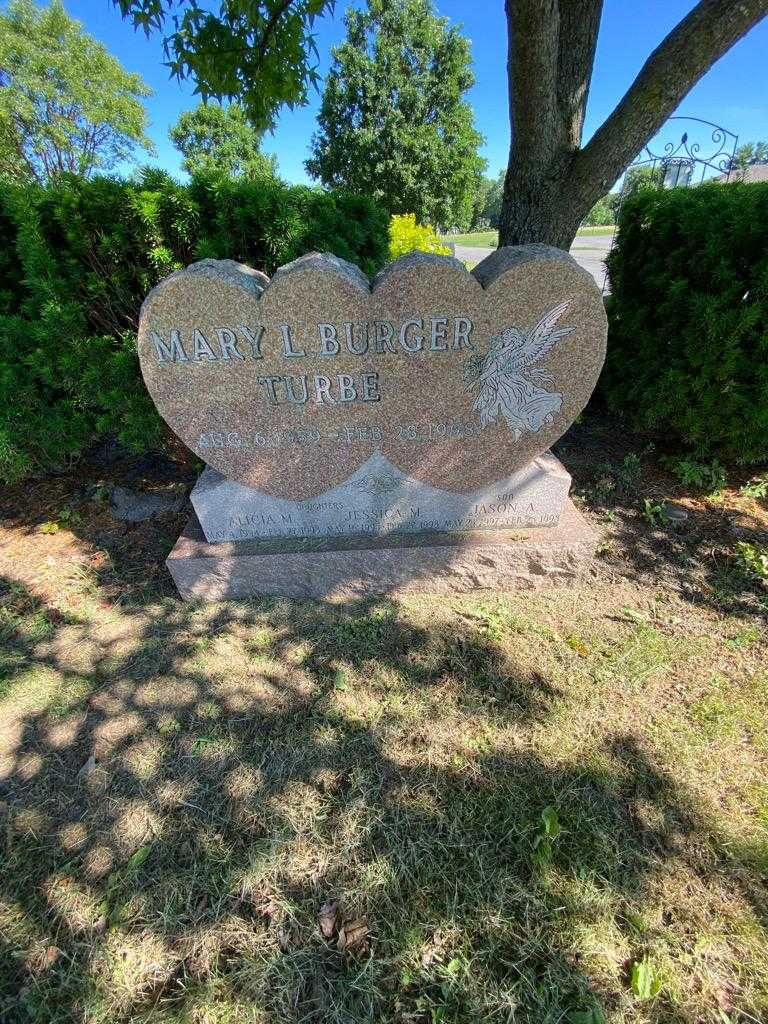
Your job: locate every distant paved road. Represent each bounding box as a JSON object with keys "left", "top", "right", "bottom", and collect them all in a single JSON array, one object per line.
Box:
[{"left": 453, "top": 231, "right": 613, "bottom": 289}]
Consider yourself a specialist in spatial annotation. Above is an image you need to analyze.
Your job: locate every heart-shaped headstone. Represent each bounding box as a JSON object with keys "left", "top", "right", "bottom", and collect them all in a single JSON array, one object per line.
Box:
[{"left": 138, "top": 245, "right": 606, "bottom": 499}]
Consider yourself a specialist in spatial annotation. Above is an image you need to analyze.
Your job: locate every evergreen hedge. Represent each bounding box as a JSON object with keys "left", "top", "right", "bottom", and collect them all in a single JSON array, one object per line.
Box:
[
  {"left": 0, "top": 171, "right": 388, "bottom": 483},
  {"left": 603, "top": 182, "right": 768, "bottom": 463}
]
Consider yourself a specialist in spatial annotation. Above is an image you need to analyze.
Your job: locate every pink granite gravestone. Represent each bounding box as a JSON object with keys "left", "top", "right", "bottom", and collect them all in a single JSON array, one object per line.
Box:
[{"left": 137, "top": 246, "right": 606, "bottom": 599}]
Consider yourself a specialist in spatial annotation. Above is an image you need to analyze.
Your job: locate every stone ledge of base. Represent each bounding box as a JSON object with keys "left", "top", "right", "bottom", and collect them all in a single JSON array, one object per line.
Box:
[{"left": 168, "top": 499, "right": 594, "bottom": 561}]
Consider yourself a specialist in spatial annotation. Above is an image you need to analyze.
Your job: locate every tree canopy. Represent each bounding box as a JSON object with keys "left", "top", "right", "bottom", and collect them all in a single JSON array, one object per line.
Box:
[
  {"left": 729, "top": 139, "right": 768, "bottom": 171},
  {"left": 0, "top": 0, "right": 154, "bottom": 184},
  {"left": 113, "top": 0, "right": 768, "bottom": 247},
  {"left": 305, "top": 0, "right": 485, "bottom": 231},
  {"left": 114, "top": 0, "right": 336, "bottom": 133},
  {"left": 170, "top": 101, "right": 278, "bottom": 179}
]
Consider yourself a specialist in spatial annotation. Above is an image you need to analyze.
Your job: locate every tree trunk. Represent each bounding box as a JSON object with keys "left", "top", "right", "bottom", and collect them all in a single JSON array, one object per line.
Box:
[
  {"left": 497, "top": 168, "right": 587, "bottom": 250},
  {"left": 499, "top": 0, "right": 768, "bottom": 250}
]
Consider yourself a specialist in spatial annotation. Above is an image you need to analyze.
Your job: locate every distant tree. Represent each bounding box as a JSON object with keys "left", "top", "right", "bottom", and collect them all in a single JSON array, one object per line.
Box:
[
  {"left": 621, "top": 165, "right": 664, "bottom": 196},
  {"left": 170, "top": 102, "right": 278, "bottom": 179},
  {"left": 481, "top": 169, "right": 505, "bottom": 229},
  {"left": 305, "top": 0, "right": 485, "bottom": 231},
  {"left": 114, "top": 0, "right": 768, "bottom": 248},
  {"left": 0, "top": 0, "right": 153, "bottom": 184},
  {"left": 582, "top": 195, "right": 613, "bottom": 226},
  {"left": 728, "top": 139, "right": 768, "bottom": 175},
  {"left": 605, "top": 165, "right": 662, "bottom": 220},
  {"left": 469, "top": 174, "right": 493, "bottom": 230}
]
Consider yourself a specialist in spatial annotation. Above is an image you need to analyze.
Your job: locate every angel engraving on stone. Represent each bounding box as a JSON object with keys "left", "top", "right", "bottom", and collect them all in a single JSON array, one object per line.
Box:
[{"left": 464, "top": 300, "right": 575, "bottom": 441}]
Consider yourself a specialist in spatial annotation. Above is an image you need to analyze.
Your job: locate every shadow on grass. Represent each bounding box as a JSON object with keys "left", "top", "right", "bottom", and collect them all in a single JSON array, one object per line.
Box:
[{"left": 1, "top": 575, "right": 766, "bottom": 1023}]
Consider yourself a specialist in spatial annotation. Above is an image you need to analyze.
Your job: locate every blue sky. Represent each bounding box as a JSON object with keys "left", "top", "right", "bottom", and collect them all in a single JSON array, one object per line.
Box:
[{"left": 65, "top": 0, "right": 768, "bottom": 185}]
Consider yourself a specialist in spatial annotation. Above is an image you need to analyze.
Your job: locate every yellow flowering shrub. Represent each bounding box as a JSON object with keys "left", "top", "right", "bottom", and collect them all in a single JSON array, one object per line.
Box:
[{"left": 388, "top": 213, "right": 451, "bottom": 261}]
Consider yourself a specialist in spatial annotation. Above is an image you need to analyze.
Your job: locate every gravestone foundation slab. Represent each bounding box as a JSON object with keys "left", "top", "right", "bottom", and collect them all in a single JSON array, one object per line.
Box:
[
  {"left": 191, "top": 450, "right": 571, "bottom": 543},
  {"left": 167, "top": 500, "right": 597, "bottom": 601}
]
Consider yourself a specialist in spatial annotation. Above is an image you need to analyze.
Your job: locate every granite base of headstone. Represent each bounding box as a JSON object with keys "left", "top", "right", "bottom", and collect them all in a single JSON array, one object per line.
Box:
[
  {"left": 165, "top": 450, "right": 596, "bottom": 599},
  {"left": 138, "top": 245, "right": 607, "bottom": 600},
  {"left": 167, "top": 499, "right": 596, "bottom": 601}
]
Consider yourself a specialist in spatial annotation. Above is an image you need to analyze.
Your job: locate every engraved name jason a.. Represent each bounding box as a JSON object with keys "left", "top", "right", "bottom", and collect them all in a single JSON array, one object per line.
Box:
[{"left": 148, "top": 316, "right": 475, "bottom": 365}]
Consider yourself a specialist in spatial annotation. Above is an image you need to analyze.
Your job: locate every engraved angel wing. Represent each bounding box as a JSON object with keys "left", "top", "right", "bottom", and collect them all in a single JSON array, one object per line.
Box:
[
  {"left": 464, "top": 300, "right": 574, "bottom": 439},
  {"left": 512, "top": 300, "right": 575, "bottom": 369}
]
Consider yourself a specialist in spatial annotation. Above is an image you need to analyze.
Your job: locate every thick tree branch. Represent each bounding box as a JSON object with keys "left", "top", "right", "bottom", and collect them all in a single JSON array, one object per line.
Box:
[
  {"left": 572, "top": 0, "right": 768, "bottom": 200},
  {"left": 555, "top": 0, "right": 603, "bottom": 150}
]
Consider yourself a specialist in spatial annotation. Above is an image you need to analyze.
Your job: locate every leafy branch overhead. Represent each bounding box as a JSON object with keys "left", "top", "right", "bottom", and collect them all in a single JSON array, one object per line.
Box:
[{"left": 114, "top": 0, "right": 337, "bottom": 132}]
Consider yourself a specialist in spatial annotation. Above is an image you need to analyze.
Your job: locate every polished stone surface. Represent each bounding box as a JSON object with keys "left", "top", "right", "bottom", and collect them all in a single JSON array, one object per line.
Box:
[
  {"left": 191, "top": 450, "right": 571, "bottom": 542},
  {"left": 138, "top": 248, "right": 607, "bottom": 500}
]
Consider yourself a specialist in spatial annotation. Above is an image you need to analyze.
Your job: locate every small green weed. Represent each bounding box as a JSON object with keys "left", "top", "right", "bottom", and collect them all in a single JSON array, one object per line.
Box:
[
  {"left": 595, "top": 452, "right": 644, "bottom": 496},
  {"left": 642, "top": 499, "right": 668, "bottom": 528},
  {"left": 39, "top": 507, "right": 84, "bottom": 534},
  {"left": 334, "top": 605, "right": 395, "bottom": 655},
  {"left": 157, "top": 717, "right": 182, "bottom": 736},
  {"left": 569, "top": 1008, "right": 607, "bottom": 1024},
  {"left": 630, "top": 954, "right": 663, "bottom": 1000},
  {"left": 727, "top": 625, "right": 761, "bottom": 648},
  {"left": 734, "top": 541, "right": 768, "bottom": 582},
  {"left": 531, "top": 805, "right": 562, "bottom": 868},
  {"left": 472, "top": 602, "right": 508, "bottom": 642},
  {"left": 740, "top": 473, "right": 768, "bottom": 499},
  {"left": 664, "top": 456, "right": 726, "bottom": 494}
]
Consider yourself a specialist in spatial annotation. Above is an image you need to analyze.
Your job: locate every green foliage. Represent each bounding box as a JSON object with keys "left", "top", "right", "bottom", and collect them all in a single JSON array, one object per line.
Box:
[
  {"left": 306, "top": 0, "right": 485, "bottom": 231},
  {"left": 0, "top": 0, "right": 154, "bottom": 184},
  {"left": 169, "top": 101, "right": 278, "bottom": 180},
  {"left": 530, "top": 804, "right": 561, "bottom": 868},
  {"left": 0, "top": 173, "right": 387, "bottom": 482},
  {"left": 630, "top": 955, "right": 663, "bottom": 1000},
  {"left": 603, "top": 183, "right": 768, "bottom": 463},
  {"left": 734, "top": 541, "right": 768, "bottom": 582},
  {"left": 620, "top": 165, "right": 663, "bottom": 198},
  {"left": 740, "top": 473, "right": 768, "bottom": 499},
  {"left": 471, "top": 169, "right": 504, "bottom": 230},
  {"left": 729, "top": 139, "right": 768, "bottom": 174},
  {"left": 388, "top": 213, "right": 449, "bottom": 260},
  {"left": 642, "top": 499, "right": 669, "bottom": 528},
  {"left": 582, "top": 195, "right": 614, "bottom": 227},
  {"left": 663, "top": 456, "right": 726, "bottom": 493},
  {"left": 114, "top": 0, "right": 335, "bottom": 133}
]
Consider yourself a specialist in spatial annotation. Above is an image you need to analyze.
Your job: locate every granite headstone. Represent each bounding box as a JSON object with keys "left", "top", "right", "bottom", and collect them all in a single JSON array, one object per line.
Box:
[{"left": 137, "top": 246, "right": 607, "bottom": 598}]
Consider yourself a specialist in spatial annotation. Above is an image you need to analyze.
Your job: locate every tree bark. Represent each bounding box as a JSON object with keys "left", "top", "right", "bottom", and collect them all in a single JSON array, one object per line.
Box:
[{"left": 499, "top": 0, "right": 768, "bottom": 249}]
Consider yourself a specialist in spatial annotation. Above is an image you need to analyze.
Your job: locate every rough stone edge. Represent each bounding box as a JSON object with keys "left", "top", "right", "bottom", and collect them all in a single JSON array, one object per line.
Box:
[
  {"left": 372, "top": 249, "right": 478, "bottom": 292},
  {"left": 166, "top": 499, "right": 598, "bottom": 600},
  {"left": 471, "top": 243, "right": 591, "bottom": 290},
  {"left": 184, "top": 258, "right": 270, "bottom": 291},
  {"left": 139, "top": 257, "right": 268, "bottom": 322},
  {"left": 267, "top": 251, "right": 371, "bottom": 295},
  {"left": 140, "top": 245, "right": 586, "bottom": 320}
]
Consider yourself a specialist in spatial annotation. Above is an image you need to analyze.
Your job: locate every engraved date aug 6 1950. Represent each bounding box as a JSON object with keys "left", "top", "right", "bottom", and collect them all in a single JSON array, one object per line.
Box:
[{"left": 197, "top": 418, "right": 484, "bottom": 453}]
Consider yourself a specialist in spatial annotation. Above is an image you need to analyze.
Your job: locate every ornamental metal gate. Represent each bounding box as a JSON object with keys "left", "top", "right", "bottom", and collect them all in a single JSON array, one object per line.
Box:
[{"left": 603, "top": 116, "right": 738, "bottom": 292}]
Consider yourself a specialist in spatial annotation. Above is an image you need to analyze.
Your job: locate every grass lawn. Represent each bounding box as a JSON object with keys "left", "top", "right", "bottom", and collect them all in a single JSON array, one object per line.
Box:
[
  {"left": 443, "top": 226, "right": 614, "bottom": 247},
  {"left": 1, "top": 414, "right": 767, "bottom": 1023}
]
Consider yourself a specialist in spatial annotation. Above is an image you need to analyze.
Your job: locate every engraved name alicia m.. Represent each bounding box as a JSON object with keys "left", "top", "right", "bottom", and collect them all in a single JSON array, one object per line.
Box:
[{"left": 464, "top": 300, "right": 575, "bottom": 441}]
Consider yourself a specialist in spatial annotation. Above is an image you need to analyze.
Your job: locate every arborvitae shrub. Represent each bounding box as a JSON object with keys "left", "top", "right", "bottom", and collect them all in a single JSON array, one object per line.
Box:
[
  {"left": 602, "top": 182, "right": 768, "bottom": 463},
  {"left": 0, "top": 172, "right": 388, "bottom": 482}
]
